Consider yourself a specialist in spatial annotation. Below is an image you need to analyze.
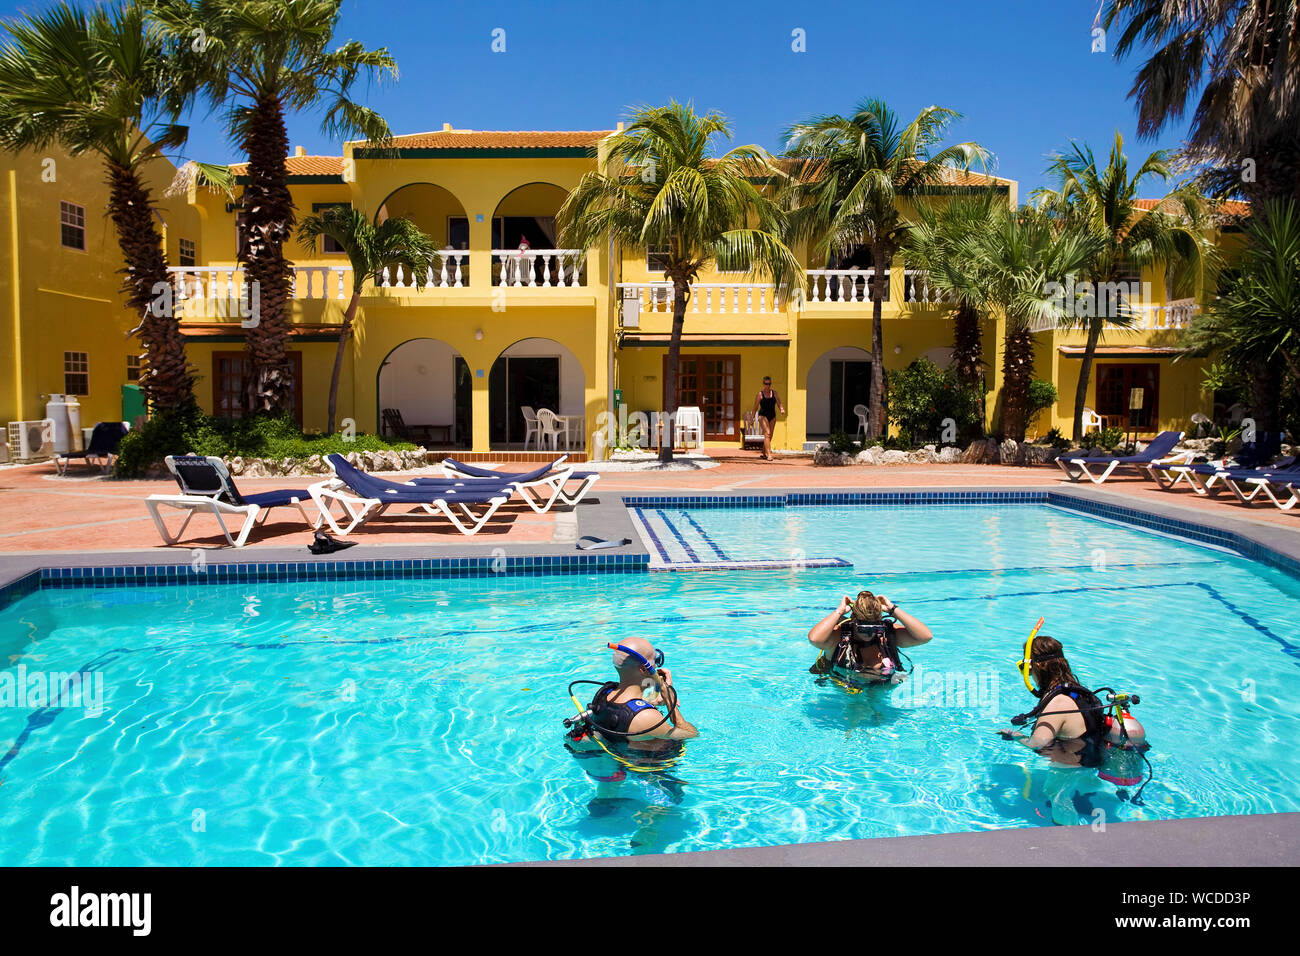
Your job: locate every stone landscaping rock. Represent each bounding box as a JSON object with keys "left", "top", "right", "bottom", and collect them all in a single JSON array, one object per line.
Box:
[
  {"left": 937, "top": 446, "right": 961, "bottom": 464},
  {"left": 855, "top": 446, "right": 882, "bottom": 465},
  {"left": 999, "top": 439, "right": 1018, "bottom": 464},
  {"left": 813, "top": 446, "right": 852, "bottom": 466},
  {"left": 960, "top": 438, "right": 998, "bottom": 464},
  {"left": 1016, "top": 443, "right": 1058, "bottom": 466},
  {"left": 880, "top": 449, "right": 910, "bottom": 465}
]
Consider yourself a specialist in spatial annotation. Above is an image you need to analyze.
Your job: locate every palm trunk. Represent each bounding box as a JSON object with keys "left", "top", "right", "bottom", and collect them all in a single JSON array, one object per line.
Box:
[
  {"left": 327, "top": 293, "right": 360, "bottom": 434},
  {"left": 241, "top": 93, "right": 296, "bottom": 417},
  {"left": 868, "top": 242, "right": 887, "bottom": 438},
  {"left": 1001, "top": 322, "right": 1035, "bottom": 441},
  {"left": 105, "top": 161, "right": 194, "bottom": 411},
  {"left": 1071, "top": 316, "right": 1105, "bottom": 441},
  {"left": 952, "top": 303, "right": 984, "bottom": 439},
  {"left": 660, "top": 275, "right": 690, "bottom": 463}
]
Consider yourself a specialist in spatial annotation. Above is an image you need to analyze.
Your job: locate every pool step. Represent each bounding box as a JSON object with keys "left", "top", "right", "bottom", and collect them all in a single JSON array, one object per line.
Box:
[{"left": 628, "top": 506, "right": 852, "bottom": 572}]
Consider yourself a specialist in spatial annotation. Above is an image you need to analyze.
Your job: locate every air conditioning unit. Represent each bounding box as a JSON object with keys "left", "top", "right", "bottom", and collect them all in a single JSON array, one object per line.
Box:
[
  {"left": 621, "top": 286, "right": 642, "bottom": 329},
  {"left": 7, "top": 419, "right": 56, "bottom": 461}
]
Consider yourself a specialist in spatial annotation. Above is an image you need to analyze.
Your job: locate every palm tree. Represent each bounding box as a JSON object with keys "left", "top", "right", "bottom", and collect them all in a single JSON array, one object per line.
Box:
[
  {"left": 782, "top": 99, "right": 989, "bottom": 437},
  {"left": 150, "top": 0, "right": 396, "bottom": 417},
  {"left": 1035, "top": 134, "right": 1215, "bottom": 441},
  {"left": 1182, "top": 199, "right": 1300, "bottom": 432},
  {"left": 558, "top": 102, "right": 802, "bottom": 463},
  {"left": 953, "top": 206, "right": 1104, "bottom": 441},
  {"left": 1103, "top": 0, "right": 1300, "bottom": 203},
  {"left": 296, "top": 207, "right": 437, "bottom": 434},
  {"left": 0, "top": 1, "right": 195, "bottom": 409},
  {"left": 904, "top": 192, "right": 1004, "bottom": 439}
]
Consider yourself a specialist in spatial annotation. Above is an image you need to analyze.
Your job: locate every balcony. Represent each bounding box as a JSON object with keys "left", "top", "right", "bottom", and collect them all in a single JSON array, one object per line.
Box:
[
  {"left": 805, "top": 269, "right": 952, "bottom": 307},
  {"left": 617, "top": 281, "right": 784, "bottom": 318},
  {"left": 492, "top": 249, "right": 586, "bottom": 287}
]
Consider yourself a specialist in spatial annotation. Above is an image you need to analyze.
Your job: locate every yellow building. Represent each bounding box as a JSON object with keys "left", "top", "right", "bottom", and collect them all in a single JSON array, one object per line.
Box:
[{"left": 3, "top": 124, "right": 1247, "bottom": 459}]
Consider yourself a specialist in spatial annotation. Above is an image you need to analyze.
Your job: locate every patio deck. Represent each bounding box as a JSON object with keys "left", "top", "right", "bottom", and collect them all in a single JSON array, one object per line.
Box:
[{"left": 0, "top": 450, "right": 1297, "bottom": 555}]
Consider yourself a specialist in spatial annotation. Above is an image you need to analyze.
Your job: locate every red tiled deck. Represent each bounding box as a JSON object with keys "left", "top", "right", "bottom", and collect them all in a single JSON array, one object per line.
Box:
[{"left": 0, "top": 450, "right": 1296, "bottom": 554}]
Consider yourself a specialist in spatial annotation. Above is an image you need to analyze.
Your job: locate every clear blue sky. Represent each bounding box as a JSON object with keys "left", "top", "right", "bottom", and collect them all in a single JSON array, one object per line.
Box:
[{"left": 1, "top": 0, "right": 1193, "bottom": 196}]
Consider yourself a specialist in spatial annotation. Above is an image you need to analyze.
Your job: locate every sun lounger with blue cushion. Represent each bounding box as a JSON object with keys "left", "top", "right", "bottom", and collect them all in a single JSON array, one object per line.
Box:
[
  {"left": 1216, "top": 458, "right": 1300, "bottom": 508},
  {"left": 146, "top": 454, "right": 319, "bottom": 547},
  {"left": 309, "top": 453, "right": 514, "bottom": 536},
  {"left": 1147, "top": 432, "right": 1286, "bottom": 495},
  {"left": 420, "top": 456, "right": 599, "bottom": 511},
  {"left": 54, "top": 421, "right": 128, "bottom": 476},
  {"left": 1056, "top": 430, "right": 1188, "bottom": 484}
]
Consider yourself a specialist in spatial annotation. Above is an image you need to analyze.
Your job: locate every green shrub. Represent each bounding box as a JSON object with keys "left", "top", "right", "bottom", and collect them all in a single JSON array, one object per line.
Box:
[
  {"left": 1025, "top": 380, "right": 1058, "bottom": 435},
  {"left": 886, "top": 358, "right": 978, "bottom": 446},
  {"left": 1082, "top": 426, "right": 1125, "bottom": 451},
  {"left": 1041, "top": 426, "right": 1071, "bottom": 450},
  {"left": 826, "top": 430, "right": 861, "bottom": 455},
  {"left": 115, "top": 407, "right": 416, "bottom": 479}
]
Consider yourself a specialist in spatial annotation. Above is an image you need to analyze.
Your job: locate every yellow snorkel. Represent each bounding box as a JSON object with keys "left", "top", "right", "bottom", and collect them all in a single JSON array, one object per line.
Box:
[{"left": 1016, "top": 617, "right": 1046, "bottom": 694}]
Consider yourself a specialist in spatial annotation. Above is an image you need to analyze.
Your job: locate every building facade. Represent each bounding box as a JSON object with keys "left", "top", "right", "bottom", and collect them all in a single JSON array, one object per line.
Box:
[{"left": 3, "top": 124, "right": 1245, "bottom": 457}]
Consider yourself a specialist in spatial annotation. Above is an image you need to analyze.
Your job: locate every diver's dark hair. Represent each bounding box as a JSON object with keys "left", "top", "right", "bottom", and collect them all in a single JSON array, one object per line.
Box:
[{"left": 1030, "top": 635, "right": 1082, "bottom": 691}]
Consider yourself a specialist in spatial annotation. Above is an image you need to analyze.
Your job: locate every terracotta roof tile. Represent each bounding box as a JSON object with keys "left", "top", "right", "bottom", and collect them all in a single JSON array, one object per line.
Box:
[
  {"left": 229, "top": 156, "right": 343, "bottom": 177},
  {"left": 367, "top": 130, "right": 614, "bottom": 150},
  {"left": 1134, "top": 197, "right": 1250, "bottom": 218}
]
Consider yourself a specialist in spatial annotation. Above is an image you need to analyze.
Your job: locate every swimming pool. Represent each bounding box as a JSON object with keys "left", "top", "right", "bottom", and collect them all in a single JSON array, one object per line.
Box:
[{"left": 1, "top": 502, "right": 1297, "bottom": 865}]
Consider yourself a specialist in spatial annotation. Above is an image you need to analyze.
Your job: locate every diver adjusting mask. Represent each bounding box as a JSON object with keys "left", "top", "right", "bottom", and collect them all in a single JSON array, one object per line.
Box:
[{"left": 608, "top": 643, "right": 664, "bottom": 675}]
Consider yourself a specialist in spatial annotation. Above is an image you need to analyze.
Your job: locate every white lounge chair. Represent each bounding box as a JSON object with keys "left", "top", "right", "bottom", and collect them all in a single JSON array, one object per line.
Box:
[
  {"left": 309, "top": 454, "right": 512, "bottom": 536},
  {"left": 433, "top": 456, "right": 600, "bottom": 512},
  {"left": 1056, "top": 431, "right": 1190, "bottom": 484},
  {"left": 146, "top": 455, "right": 319, "bottom": 548}
]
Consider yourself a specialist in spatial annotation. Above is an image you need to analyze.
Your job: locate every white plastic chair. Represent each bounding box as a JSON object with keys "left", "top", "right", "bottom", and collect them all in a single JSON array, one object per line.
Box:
[
  {"left": 852, "top": 404, "right": 869, "bottom": 439},
  {"left": 675, "top": 406, "right": 703, "bottom": 450},
  {"left": 1081, "top": 406, "right": 1104, "bottom": 432},
  {"left": 535, "top": 408, "right": 568, "bottom": 452},
  {"left": 520, "top": 405, "right": 539, "bottom": 450}
]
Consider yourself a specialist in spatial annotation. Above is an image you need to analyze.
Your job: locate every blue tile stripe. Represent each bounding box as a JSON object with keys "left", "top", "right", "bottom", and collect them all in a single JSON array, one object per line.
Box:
[
  {"left": 676, "top": 510, "right": 731, "bottom": 561},
  {"left": 631, "top": 507, "right": 674, "bottom": 565},
  {"left": 0, "top": 551, "right": 651, "bottom": 610},
  {"left": 652, "top": 557, "right": 853, "bottom": 573},
  {"left": 655, "top": 511, "right": 701, "bottom": 562}
]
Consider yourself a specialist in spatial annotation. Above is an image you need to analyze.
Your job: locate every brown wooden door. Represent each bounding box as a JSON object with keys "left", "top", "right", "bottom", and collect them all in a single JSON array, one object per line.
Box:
[
  {"left": 213, "top": 350, "right": 304, "bottom": 426},
  {"left": 663, "top": 354, "right": 739, "bottom": 440},
  {"left": 1097, "top": 363, "right": 1159, "bottom": 431}
]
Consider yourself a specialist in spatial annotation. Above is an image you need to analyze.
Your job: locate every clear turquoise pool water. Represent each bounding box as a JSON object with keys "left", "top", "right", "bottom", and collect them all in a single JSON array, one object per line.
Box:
[{"left": 1, "top": 503, "right": 1297, "bottom": 865}]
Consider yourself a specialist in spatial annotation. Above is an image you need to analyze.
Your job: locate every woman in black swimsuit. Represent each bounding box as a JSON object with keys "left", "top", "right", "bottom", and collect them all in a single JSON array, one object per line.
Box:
[{"left": 751, "top": 376, "right": 785, "bottom": 461}]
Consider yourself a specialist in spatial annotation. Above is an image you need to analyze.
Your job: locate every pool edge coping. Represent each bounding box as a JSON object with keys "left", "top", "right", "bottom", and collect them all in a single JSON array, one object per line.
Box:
[{"left": 514, "top": 811, "right": 1300, "bottom": 867}]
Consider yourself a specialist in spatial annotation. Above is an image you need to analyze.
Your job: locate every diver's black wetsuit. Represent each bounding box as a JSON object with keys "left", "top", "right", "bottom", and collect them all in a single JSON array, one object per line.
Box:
[{"left": 588, "top": 683, "right": 678, "bottom": 756}]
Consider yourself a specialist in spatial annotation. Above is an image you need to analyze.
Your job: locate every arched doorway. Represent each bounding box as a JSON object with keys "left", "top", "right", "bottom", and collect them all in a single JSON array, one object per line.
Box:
[
  {"left": 489, "top": 337, "right": 586, "bottom": 449},
  {"left": 806, "top": 346, "right": 873, "bottom": 438},
  {"left": 377, "top": 338, "right": 471, "bottom": 447},
  {"left": 375, "top": 183, "right": 470, "bottom": 285},
  {"left": 490, "top": 183, "right": 583, "bottom": 287}
]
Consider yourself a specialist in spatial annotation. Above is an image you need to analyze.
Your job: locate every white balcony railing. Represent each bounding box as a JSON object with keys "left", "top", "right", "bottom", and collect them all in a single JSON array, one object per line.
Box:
[
  {"left": 1126, "top": 298, "right": 1199, "bottom": 330},
  {"left": 379, "top": 250, "right": 469, "bottom": 289},
  {"left": 617, "top": 281, "right": 782, "bottom": 314},
  {"left": 493, "top": 249, "right": 586, "bottom": 287},
  {"left": 169, "top": 265, "right": 352, "bottom": 302},
  {"left": 806, "top": 268, "right": 879, "bottom": 303}
]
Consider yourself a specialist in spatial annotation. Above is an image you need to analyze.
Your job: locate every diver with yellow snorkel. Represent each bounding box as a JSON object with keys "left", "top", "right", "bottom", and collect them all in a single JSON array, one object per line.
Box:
[{"left": 1001, "top": 618, "right": 1152, "bottom": 804}]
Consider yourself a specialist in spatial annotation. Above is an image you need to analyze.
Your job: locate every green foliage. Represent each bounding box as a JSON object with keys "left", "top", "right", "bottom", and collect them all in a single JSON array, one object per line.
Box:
[
  {"left": 886, "top": 357, "right": 978, "bottom": 445},
  {"left": 1025, "top": 379, "right": 1058, "bottom": 434},
  {"left": 1082, "top": 426, "right": 1125, "bottom": 451},
  {"left": 1041, "top": 427, "right": 1071, "bottom": 450},
  {"left": 825, "top": 430, "right": 861, "bottom": 455},
  {"left": 115, "top": 406, "right": 414, "bottom": 479}
]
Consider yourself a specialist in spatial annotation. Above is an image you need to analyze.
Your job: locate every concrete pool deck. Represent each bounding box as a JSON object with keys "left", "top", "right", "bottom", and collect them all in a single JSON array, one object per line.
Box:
[{"left": 1, "top": 454, "right": 1298, "bottom": 867}]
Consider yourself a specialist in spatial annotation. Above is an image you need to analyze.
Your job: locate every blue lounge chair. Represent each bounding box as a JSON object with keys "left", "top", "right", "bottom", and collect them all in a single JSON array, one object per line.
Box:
[
  {"left": 1217, "top": 458, "right": 1300, "bottom": 508},
  {"left": 1147, "top": 432, "right": 1287, "bottom": 495},
  {"left": 1057, "top": 430, "right": 1189, "bottom": 484},
  {"left": 145, "top": 455, "right": 319, "bottom": 547},
  {"left": 309, "top": 453, "right": 514, "bottom": 536},
  {"left": 420, "top": 456, "right": 600, "bottom": 511},
  {"left": 54, "top": 421, "right": 128, "bottom": 475}
]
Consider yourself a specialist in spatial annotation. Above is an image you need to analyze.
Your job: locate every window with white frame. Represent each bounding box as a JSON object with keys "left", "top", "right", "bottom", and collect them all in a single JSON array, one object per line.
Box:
[
  {"left": 64, "top": 351, "right": 89, "bottom": 395},
  {"left": 647, "top": 247, "right": 671, "bottom": 272},
  {"left": 126, "top": 354, "right": 142, "bottom": 382},
  {"left": 60, "top": 201, "right": 86, "bottom": 250},
  {"left": 312, "top": 203, "right": 352, "bottom": 254},
  {"left": 178, "top": 238, "right": 196, "bottom": 267}
]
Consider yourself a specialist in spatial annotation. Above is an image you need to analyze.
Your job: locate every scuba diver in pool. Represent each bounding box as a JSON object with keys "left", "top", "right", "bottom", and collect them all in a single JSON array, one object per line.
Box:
[
  {"left": 1000, "top": 626, "right": 1152, "bottom": 807},
  {"left": 564, "top": 638, "right": 697, "bottom": 811},
  {"left": 807, "top": 590, "right": 933, "bottom": 689},
  {"left": 566, "top": 637, "right": 698, "bottom": 755}
]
